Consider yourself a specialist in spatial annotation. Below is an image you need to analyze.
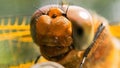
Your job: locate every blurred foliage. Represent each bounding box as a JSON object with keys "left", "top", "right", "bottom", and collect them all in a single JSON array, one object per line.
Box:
[
  {"left": 0, "top": 0, "right": 120, "bottom": 68},
  {"left": 0, "top": 16, "right": 40, "bottom": 68},
  {"left": 0, "top": 0, "right": 41, "bottom": 16},
  {"left": 0, "top": 0, "right": 120, "bottom": 22},
  {"left": 9, "top": 57, "right": 48, "bottom": 68}
]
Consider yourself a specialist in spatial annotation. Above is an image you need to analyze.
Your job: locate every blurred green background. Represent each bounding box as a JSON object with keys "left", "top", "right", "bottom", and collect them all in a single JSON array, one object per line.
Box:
[
  {"left": 0, "top": 0, "right": 120, "bottom": 68},
  {"left": 0, "top": 0, "right": 120, "bottom": 22}
]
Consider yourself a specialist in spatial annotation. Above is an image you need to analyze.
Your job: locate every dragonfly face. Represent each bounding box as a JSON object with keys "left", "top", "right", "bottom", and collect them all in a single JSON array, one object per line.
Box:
[
  {"left": 30, "top": 4, "right": 94, "bottom": 61},
  {"left": 32, "top": 7, "right": 72, "bottom": 47},
  {"left": 30, "top": 5, "right": 73, "bottom": 61}
]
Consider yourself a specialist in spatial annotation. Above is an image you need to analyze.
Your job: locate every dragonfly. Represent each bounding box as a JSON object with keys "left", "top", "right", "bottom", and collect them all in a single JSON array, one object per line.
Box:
[
  {"left": 0, "top": 0, "right": 120, "bottom": 68},
  {"left": 30, "top": 0, "right": 120, "bottom": 68}
]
